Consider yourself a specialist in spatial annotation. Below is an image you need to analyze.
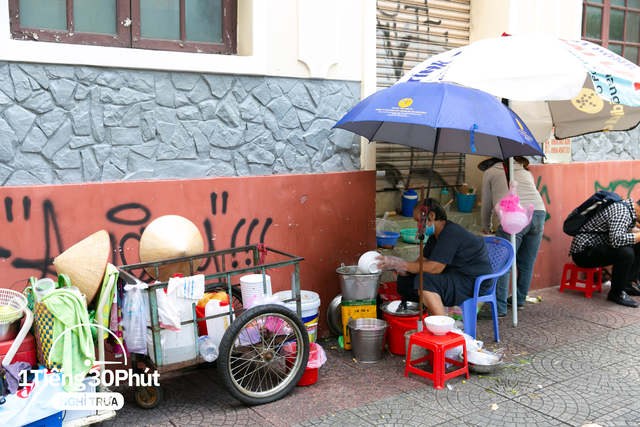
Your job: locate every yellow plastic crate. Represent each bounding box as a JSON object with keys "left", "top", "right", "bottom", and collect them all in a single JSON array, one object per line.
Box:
[{"left": 341, "top": 299, "right": 377, "bottom": 350}]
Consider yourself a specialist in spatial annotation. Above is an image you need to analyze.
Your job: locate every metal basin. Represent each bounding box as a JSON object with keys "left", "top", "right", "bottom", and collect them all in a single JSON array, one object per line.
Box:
[
  {"left": 0, "top": 315, "right": 22, "bottom": 342},
  {"left": 335, "top": 266, "right": 380, "bottom": 301}
]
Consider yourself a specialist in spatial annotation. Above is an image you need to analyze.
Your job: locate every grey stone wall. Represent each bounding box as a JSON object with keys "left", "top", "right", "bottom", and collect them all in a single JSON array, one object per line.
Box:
[
  {"left": 0, "top": 62, "right": 362, "bottom": 186},
  {"left": 571, "top": 130, "right": 640, "bottom": 162}
]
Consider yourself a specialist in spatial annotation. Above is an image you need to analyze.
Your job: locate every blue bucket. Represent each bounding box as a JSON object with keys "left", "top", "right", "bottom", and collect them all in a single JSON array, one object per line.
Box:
[{"left": 456, "top": 194, "right": 476, "bottom": 213}]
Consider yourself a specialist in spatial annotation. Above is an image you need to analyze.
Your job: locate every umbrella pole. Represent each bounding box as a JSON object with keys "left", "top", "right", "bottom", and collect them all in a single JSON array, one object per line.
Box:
[
  {"left": 509, "top": 157, "right": 518, "bottom": 327},
  {"left": 418, "top": 185, "right": 424, "bottom": 332},
  {"left": 418, "top": 132, "right": 439, "bottom": 331},
  {"left": 502, "top": 98, "right": 518, "bottom": 328}
]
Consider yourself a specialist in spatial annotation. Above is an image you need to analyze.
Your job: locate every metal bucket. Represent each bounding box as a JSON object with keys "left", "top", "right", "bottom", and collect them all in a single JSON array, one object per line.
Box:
[
  {"left": 336, "top": 266, "right": 380, "bottom": 300},
  {"left": 347, "top": 318, "right": 388, "bottom": 363},
  {"left": 404, "top": 329, "right": 430, "bottom": 363}
]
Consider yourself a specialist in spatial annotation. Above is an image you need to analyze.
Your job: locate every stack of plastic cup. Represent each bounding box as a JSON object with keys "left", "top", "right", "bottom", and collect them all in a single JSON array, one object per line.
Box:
[{"left": 240, "top": 274, "right": 272, "bottom": 306}]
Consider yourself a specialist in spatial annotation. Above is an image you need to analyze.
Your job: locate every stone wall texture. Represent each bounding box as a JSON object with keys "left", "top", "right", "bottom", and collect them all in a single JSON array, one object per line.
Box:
[
  {"left": 571, "top": 130, "right": 640, "bottom": 162},
  {"left": 0, "top": 62, "right": 362, "bottom": 186}
]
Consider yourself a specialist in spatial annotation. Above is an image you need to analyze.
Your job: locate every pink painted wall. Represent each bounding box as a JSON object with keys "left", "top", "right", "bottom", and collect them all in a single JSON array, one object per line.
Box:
[
  {"left": 0, "top": 171, "right": 377, "bottom": 337},
  {"left": 528, "top": 160, "right": 640, "bottom": 290}
]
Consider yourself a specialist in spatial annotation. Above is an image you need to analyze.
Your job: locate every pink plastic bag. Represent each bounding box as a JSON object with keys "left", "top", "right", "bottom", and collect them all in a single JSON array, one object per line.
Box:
[
  {"left": 281, "top": 342, "right": 327, "bottom": 369},
  {"left": 494, "top": 181, "right": 533, "bottom": 234}
]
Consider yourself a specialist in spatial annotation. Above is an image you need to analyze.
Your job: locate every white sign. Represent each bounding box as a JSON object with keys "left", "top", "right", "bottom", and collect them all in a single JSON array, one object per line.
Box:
[{"left": 543, "top": 129, "right": 571, "bottom": 164}]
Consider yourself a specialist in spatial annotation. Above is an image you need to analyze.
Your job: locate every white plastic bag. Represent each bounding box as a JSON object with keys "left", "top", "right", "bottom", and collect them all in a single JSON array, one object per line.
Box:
[
  {"left": 376, "top": 211, "right": 400, "bottom": 236},
  {"left": 122, "top": 282, "right": 149, "bottom": 355},
  {"left": 467, "top": 349, "right": 502, "bottom": 365},
  {"left": 444, "top": 327, "right": 483, "bottom": 361},
  {"left": 156, "top": 288, "right": 182, "bottom": 332}
]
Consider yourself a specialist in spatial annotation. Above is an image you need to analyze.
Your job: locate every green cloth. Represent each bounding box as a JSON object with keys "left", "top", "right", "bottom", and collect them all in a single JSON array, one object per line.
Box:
[
  {"left": 43, "top": 289, "right": 95, "bottom": 392},
  {"left": 96, "top": 263, "right": 119, "bottom": 339}
]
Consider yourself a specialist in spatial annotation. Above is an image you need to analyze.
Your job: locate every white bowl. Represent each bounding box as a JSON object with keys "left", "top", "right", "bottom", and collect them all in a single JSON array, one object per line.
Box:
[
  {"left": 358, "top": 251, "right": 381, "bottom": 274},
  {"left": 424, "top": 315, "right": 455, "bottom": 335}
]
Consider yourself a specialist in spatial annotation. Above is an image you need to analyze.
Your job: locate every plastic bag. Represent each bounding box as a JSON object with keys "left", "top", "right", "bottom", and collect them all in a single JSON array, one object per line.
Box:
[
  {"left": 467, "top": 349, "right": 502, "bottom": 365},
  {"left": 443, "top": 327, "right": 483, "bottom": 361},
  {"left": 494, "top": 181, "right": 533, "bottom": 234},
  {"left": 245, "top": 294, "right": 289, "bottom": 334},
  {"left": 156, "top": 288, "right": 182, "bottom": 332},
  {"left": 376, "top": 212, "right": 400, "bottom": 236},
  {"left": 122, "top": 282, "right": 149, "bottom": 355},
  {"left": 307, "top": 342, "right": 327, "bottom": 369},
  {"left": 281, "top": 342, "right": 327, "bottom": 369}
]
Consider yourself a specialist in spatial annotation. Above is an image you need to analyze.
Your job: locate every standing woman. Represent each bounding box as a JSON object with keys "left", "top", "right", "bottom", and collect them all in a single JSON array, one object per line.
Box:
[{"left": 477, "top": 156, "right": 546, "bottom": 318}]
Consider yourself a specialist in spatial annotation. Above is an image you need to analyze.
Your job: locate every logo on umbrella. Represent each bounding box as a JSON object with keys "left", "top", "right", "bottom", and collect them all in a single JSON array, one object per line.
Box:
[
  {"left": 398, "top": 98, "right": 413, "bottom": 108},
  {"left": 571, "top": 88, "right": 604, "bottom": 114}
]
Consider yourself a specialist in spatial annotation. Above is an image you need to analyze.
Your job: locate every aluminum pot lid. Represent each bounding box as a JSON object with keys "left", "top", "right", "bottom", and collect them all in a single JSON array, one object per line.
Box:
[
  {"left": 327, "top": 294, "right": 343, "bottom": 336},
  {"left": 380, "top": 301, "right": 421, "bottom": 317}
]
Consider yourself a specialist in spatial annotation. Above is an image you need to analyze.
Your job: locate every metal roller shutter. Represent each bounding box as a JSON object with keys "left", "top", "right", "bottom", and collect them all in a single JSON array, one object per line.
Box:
[{"left": 376, "top": 0, "right": 470, "bottom": 192}]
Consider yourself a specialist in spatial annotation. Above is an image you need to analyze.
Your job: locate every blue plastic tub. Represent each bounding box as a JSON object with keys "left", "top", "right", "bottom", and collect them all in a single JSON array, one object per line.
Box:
[
  {"left": 376, "top": 231, "right": 400, "bottom": 247},
  {"left": 456, "top": 194, "right": 476, "bottom": 213}
]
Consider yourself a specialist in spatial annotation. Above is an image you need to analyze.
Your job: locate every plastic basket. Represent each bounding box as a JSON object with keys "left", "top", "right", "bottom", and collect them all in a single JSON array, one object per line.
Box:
[
  {"left": 0, "top": 289, "right": 28, "bottom": 323},
  {"left": 379, "top": 282, "right": 401, "bottom": 302}
]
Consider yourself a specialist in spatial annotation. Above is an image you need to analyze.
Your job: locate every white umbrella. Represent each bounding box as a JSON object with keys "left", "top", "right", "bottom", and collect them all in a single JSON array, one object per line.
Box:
[
  {"left": 398, "top": 32, "right": 640, "bottom": 325},
  {"left": 400, "top": 32, "right": 640, "bottom": 143}
]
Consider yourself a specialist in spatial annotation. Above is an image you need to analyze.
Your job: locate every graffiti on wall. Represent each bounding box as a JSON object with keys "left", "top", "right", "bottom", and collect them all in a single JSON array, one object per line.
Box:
[
  {"left": 595, "top": 179, "right": 640, "bottom": 197},
  {"left": 1, "top": 191, "right": 273, "bottom": 288},
  {"left": 536, "top": 176, "right": 552, "bottom": 242}
]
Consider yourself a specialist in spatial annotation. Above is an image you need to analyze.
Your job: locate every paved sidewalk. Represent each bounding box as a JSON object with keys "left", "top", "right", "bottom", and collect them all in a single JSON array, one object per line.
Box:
[{"left": 98, "top": 284, "right": 640, "bottom": 427}]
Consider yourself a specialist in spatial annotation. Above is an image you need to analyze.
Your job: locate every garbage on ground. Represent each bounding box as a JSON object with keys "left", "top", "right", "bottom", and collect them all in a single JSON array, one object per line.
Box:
[{"left": 444, "top": 327, "right": 483, "bottom": 363}]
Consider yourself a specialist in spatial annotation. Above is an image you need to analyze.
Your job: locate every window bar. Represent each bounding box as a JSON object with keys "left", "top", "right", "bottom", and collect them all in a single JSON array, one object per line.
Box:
[
  {"left": 180, "top": 0, "right": 186, "bottom": 42},
  {"left": 67, "top": 0, "right": 74, "bottom": 33}
]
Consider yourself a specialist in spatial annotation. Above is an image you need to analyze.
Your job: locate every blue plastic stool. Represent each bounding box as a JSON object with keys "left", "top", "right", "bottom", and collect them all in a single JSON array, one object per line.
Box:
[{"left": 459, "top": 236, "right": 515, "bottom": 342}]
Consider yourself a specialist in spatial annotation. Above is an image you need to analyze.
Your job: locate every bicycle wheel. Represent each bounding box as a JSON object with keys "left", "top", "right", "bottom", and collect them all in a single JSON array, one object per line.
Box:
[
  {"left": 210, "top": 285, "right": 243, "bottom": 311},
  {"left": 217, "top": 304, "right": 309, "bottom": 405}
]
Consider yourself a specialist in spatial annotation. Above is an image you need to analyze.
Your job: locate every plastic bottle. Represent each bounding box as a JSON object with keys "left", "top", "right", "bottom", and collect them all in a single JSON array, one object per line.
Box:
[
  {"left": 205, "top": 299, "right": 233, "bottom": 348},
  {"left": 198, "top": 335, "right": 219, "bottom": 362}
]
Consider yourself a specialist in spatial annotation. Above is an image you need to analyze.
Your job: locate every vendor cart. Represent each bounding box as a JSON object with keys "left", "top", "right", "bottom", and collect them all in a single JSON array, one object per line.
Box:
[{"left": 117, "top": 244, "right": 310, "bottom": 407}]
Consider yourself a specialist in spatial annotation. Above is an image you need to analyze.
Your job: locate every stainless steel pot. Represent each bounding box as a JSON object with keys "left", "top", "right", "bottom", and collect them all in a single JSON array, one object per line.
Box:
[
  {"left": 335, "top": 266, "right": 380, "bottom": 301},
  {"left": 347, "top": 318, "right": 388, "bottom": 363},
  {"left": 0, "top": 315, "right": 23, "bottom": 342}
]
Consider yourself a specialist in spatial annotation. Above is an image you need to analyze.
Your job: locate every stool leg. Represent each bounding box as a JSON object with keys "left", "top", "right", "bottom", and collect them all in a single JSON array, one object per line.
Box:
[
  {"left": 560, "top": 264, "right": 569, "bottom": 293},
  {"left": 597, "top": 267, "right": 603, "bottom": 293},
  {"left": 434, "top": 345, "right": 444, "bottom": 390},
  {"left": 585, "top": 268, "right": 594, "bottom": 298}
]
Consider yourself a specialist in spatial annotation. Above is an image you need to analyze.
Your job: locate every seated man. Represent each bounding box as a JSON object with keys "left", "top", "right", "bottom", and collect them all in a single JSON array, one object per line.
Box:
[
  {"left": 569, "top": 197, "right": 640, "bottom": 307},
  {"left": 378, "top": 198, "right": 493, "bottom": 316}
]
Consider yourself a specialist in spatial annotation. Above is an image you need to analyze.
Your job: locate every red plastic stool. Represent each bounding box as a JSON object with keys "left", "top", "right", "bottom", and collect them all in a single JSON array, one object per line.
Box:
[
  {"left": 560, "top": 263, "right": 602, "bottom": 298},
  {"left": 404, "top": 330, "right": 469, "bottom": 389}
]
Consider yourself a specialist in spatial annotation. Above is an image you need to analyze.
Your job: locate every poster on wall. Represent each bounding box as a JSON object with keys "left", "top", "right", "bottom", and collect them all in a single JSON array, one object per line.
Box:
[{"left": 543, "top": 128, "right": 572, "bottom": 164}]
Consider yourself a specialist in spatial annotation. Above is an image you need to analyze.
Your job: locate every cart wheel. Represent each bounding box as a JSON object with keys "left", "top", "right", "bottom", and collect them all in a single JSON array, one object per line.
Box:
[
  {"left": 217, "top": 304, "right": 310, "bottom": 405},
  {"left": 211, "top": 285, "right": 243, "bottom": 311},
  {"left": 134, "top": 385, "right": 163, "bottom": 409}
]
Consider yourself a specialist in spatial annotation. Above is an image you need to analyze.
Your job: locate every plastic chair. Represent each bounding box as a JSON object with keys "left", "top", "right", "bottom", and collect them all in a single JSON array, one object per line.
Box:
[{"left": 459, "top": 236, "right": 515, "bottom": 342}]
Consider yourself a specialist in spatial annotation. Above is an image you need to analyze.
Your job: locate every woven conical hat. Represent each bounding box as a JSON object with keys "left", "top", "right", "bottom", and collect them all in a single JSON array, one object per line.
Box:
[
  {"left": 139, "top": 215, "right": 204, "bottom": 282},
  {"left": 53, "top": 230, "right": 110, "bottom": 304}
]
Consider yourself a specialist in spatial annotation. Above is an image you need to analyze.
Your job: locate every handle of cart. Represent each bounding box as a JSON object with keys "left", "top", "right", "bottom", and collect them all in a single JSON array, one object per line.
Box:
[{"left": 117, "top": 244, "right": 310, "bottom": 407}]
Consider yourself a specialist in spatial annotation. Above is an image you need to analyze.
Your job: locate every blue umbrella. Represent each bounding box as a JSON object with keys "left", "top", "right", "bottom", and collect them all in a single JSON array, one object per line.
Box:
[
  {"left": 334, "top": 81, "right": 544, "bottom": 160},
  {"left": 334, "top": 81, "right": 543, "bottom": 331}
]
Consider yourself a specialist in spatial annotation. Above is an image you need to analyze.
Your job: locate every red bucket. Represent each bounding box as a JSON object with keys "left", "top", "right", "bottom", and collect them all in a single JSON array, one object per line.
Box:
[
  {"left": 284, "top": 342, "right": 321, "bottom": 386},
  {"left": 382, "top": 313, "right": 421, "bottom": 355}
]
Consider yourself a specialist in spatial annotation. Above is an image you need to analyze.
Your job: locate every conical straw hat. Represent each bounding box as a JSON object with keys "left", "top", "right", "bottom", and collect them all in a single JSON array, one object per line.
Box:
[
  {"left": 53, "top": 230, "right": 110, "bottom": 304},
  {"left": 139, "top": 215, "right": 204, "bottom": 282}
]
